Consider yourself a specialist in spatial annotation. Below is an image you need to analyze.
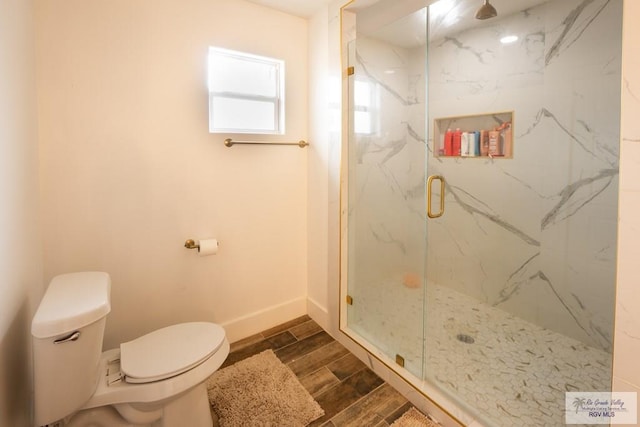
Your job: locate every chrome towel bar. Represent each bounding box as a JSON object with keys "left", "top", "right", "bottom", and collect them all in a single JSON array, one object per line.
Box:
[{"left": 224, "top": 138, "right": 308, "bottom": 148}]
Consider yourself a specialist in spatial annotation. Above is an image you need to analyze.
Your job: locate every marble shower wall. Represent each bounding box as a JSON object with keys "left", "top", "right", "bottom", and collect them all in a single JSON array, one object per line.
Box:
[
  {"left": 348, "top": 25, "right": 427, "bottom": 347},
  {"left": 426, "top": 0, "right": 621, "bottom": 352}
]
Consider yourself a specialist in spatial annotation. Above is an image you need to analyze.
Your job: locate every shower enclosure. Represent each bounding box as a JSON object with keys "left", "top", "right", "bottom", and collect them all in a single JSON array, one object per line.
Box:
[{"left": 340, "top": 0, "right": 622, "bottom": 425}]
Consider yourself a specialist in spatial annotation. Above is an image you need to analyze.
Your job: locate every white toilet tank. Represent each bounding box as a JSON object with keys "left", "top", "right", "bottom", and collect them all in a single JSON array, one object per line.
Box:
[{"left": 32, "top": 272, "right": 111, "bottom": 427}]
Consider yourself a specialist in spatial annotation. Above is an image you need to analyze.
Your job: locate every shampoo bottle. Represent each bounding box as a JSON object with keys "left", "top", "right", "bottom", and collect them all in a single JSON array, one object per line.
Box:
[
  {"left": 473, "top": 131, "right": 481, "bottom": 156},
  {"left": 461, "top": 132, "right": 470, "bottom": 157},
  {"left": 489, "top": 129, "right": 501, "bottom": 156},
  {"left": 452, "top": 128, "right": 462, "bottom": 156},
  {"left": 503, "top": 123, "right": 513, "bottom": 157},
  {"left": 480, "top": 130, "right": 489, "bottom": 156},
  {"left": 444, "top": 129, "right": 453, "bottom": 156}
]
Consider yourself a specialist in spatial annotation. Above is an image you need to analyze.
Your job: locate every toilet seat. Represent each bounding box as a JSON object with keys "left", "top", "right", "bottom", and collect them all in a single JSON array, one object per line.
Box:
[
  {"left": 80, "top": 334, "right": 230, "bottom": 410},
  {"left": 120, "top": 322, "right": 225, "bottom": 384}
]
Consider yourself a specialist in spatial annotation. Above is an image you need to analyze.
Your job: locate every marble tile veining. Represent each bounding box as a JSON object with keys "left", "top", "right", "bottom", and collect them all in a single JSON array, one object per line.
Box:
[
  {"left": 349, "top": 278, "right": 612, "bottom": 426},
  {"left": 425, "top": 0, "right": 621, "bottom": 352},
  {"left": 426, "top": 284, "right": 611, "bottom": 427},
  {"left": 349, "top": 0, "right": 621, "bottom": 361},
  {"left": 346, "top": 0, "right": 621, "bottom": 425}
]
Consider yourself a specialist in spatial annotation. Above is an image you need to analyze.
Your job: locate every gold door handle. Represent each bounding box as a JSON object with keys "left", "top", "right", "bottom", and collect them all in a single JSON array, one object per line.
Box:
[{"left": 427, "top": 175, "right": 445, "bottom": 219}]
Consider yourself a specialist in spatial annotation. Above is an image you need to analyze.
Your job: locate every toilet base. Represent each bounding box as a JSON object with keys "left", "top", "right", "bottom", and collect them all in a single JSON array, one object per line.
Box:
[
  {"left": 66, "top": 406, "right": 134, "bottom": 427},
  {"left": 156, "top": 382, "right": 213, "bottom": 427},
  {"left": 65, "top": 383, "right": 213, "bottom": 427}
]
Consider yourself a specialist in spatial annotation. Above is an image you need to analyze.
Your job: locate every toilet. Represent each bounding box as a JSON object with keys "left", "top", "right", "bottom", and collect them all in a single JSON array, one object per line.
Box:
[{"left": 31, "top": 272, "right": 230, "bottom": 427}]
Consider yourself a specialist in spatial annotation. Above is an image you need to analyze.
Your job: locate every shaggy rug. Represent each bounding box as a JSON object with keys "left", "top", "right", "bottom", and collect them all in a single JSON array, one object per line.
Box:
[
  {"left": 391, "top": 407, "right": 440, "bottom": 427},
  {"left": 206, "top": 350, "right": 324, "bottom": 426}
]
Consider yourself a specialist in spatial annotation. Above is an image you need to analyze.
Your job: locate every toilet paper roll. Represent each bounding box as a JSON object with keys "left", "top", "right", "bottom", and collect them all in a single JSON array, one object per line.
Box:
[{"left": 198, "top": 239, "right": 219, "bottom": 256}]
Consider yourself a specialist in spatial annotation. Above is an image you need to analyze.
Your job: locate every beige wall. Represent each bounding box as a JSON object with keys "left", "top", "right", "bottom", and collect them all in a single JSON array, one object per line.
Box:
[
  {"left": 307, "top": 7, "right": 330, "bottom": 327},
  {"left": 306, "top": 0, "right": 344, "bottom": 334},
  {"left": 0, "top": 0, "right": 43, "bottom": 425},
  {"left": 35, "top": 0, "right": 309, "bottom": 348},
  {"left": 612, "top": 0, "right": 640, "bottom": 406}
]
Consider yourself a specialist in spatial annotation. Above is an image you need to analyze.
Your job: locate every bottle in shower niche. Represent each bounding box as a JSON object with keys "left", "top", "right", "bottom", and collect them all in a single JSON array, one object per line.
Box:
[
  {"left": 480, "top": 130, "right": 489, "bottom": 156},
  {"left": 460, "top": 132, "right": 471, "bottom": 157},
  {"left": 452, "top": 128, "right": 462, "bottom": 156},
  {"left": 472, "top": 131, "right": 481, "bottom": 156},
  {"left": 444, "top": 129, "right": 454, "bottom": 156},
  {"left": 488, "top": 129, "right": 501, "bottom": 156},
  {"left": 503, "top": 122, "right": 513, "bottom": 157}
]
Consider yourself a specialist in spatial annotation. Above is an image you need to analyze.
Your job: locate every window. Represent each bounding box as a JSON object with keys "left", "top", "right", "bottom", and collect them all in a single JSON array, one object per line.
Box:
[
  {"left": 208, "top": 47, "right": 285, "bottom": 134},
  {"left": 353, "top": 79, "right": 378, "bottom": 135}
]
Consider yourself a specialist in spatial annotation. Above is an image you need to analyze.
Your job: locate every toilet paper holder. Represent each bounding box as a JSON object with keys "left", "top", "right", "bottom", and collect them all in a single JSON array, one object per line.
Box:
[
  {"left": 184, "top": 238, "right": 219, "bottom": 256},
  {"left": 184, "top": 239, "right": 199, "bottom": 250}
]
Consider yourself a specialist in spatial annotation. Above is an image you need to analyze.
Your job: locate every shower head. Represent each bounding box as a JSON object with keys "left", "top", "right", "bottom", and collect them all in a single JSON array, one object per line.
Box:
[{"left": 475, "top": 0, "right": 497, "bottom": 20}]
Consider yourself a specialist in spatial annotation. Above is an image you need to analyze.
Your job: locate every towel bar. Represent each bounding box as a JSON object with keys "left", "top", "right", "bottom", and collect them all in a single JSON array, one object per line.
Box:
[{"left": 223, "top": 138, "right": 308, "bottom": 148}]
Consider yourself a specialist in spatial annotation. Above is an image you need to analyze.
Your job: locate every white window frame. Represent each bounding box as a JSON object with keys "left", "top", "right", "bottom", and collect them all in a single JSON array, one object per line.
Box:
[
  {"left": 353, "top": 78, "right": 379, "bottom": 135},
  {"left": 208, "top": 47, "right": 285, "bottom": 134}
]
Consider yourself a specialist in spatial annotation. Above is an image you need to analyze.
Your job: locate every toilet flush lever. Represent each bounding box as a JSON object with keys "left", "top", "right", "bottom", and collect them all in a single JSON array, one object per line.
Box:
[{"left": 54, "top": 331, "right": 80, "bottom": 344}]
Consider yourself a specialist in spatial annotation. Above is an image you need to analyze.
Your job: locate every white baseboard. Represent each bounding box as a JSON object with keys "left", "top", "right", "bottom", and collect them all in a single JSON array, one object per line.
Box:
[
  {"left": 307, "top": 297, "right": 330, "bottom": 333},
  {"left": 221, "top": 297, "right": 307, "bottom": 343}
]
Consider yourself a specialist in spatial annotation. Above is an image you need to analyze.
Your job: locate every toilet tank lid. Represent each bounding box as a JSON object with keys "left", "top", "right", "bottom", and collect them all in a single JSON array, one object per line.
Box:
[{"left": 32, "top": 272, "right": 111, "bottom": 338}]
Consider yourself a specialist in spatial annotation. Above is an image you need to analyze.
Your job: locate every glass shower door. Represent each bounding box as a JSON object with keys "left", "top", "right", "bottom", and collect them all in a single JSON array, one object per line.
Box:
[
  {"left": 344, "top": 8, "right": 428, "bottom": 378},
  {"left": 343, "top": 0, "right": 620, "bottom": 425},
  {"left": 422, "top": 0, "right": 620, "bottom": 425}
]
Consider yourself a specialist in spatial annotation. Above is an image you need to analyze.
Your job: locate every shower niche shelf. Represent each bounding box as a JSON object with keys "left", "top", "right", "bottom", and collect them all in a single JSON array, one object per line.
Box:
[{"left": 434, "top": 111, "right": 513, "bottom": 159}]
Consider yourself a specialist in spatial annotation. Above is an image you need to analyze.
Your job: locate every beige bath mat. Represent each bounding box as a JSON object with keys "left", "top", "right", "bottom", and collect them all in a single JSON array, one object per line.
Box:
[
  {"left": 206, "top": 349, "right": 324, "bottom": 426},
  {"left": 391, "top": 407, "right": 440, "bottom": 427}
]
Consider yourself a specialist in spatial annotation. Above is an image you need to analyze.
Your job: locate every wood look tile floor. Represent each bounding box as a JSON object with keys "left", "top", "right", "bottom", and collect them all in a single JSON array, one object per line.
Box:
[{"left": 222, "top": 315, "right": 429, "bottom": 426}]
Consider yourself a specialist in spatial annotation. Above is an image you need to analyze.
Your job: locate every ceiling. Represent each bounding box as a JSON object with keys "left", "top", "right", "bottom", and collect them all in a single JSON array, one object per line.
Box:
[
  {"left": 246, "top": 0, "right": 334, "bottom": 18},
  {"left": 353, "top": 0, "right": 547, "bottom": 48},
  {"left": 246, "top": 0, "right": 545, "bottom": 20}
]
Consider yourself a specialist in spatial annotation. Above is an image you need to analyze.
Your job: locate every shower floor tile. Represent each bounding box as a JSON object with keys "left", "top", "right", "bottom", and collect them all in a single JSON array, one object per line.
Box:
[
  {"left": 349, "top": 280, "right": 612, "bottom": 426},
  {"left": 426, "top": 285, "right": 611, "bottom": 426}
]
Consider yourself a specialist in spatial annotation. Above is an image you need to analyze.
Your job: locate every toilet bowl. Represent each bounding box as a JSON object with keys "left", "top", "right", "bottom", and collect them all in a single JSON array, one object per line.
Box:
[{"left": 31, "top": 272, "right": 229, "bottom": 427}]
